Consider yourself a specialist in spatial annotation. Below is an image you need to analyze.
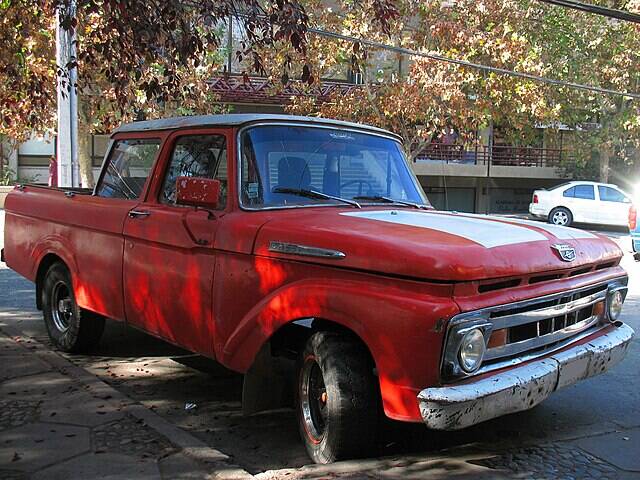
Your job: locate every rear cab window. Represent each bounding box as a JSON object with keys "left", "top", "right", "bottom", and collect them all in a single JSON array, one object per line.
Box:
[{"left": 95, "top": 138, "right": 161, "bottom": 200}]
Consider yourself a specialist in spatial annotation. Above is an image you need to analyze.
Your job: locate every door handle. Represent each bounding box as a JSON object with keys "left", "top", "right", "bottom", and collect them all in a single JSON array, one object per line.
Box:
[{"left": 128, "top": 210, "right": 151, "bottom": 219}]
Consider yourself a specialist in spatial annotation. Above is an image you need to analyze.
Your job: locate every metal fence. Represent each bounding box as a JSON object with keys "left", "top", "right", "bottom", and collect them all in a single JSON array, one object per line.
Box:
[{"left": 415, "top": 144, "right": 575, "bottom": 168}]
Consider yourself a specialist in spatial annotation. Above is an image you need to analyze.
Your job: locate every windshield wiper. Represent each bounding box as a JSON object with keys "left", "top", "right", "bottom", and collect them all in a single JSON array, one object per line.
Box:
[
  {"left": 273, "top": 187, "right": 361, "bottom": 208},
  {"left": 353, "top": 195, "right": 428, "bottom": 210}
]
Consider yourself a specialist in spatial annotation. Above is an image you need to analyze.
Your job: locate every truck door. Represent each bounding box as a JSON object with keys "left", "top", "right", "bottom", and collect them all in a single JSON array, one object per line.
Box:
[
  {"left": 89, "top": 136, "right": 164, "bottom": 321},
  {"left": 122, "top": 131, "right": 230, "bottom": 358}
]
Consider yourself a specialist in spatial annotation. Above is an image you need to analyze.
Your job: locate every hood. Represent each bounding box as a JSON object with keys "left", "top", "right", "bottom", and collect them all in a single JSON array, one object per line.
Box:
[{"left": 253, "top": 208, "right": 622, "bottom": 282}]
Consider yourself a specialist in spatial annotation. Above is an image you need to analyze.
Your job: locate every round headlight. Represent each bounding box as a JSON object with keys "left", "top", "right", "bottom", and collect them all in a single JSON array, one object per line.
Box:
[
  {"left": 458, "top": 329, "right": 486, "bottom": 373},
  {"left": 608, "top": 290, "right": 624, "bottom": 321}
]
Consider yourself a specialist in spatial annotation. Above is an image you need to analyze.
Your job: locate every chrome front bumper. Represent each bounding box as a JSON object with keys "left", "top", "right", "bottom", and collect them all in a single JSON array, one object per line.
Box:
[{"left": 418, "top": 324, "right": 635, "bottom": 430}]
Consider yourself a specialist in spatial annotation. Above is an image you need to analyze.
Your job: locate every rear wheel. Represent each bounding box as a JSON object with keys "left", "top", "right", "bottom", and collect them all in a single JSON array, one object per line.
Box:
[
  {"left": 296, "top": 331, "right": 379, "bottom": 464},
  {"left": 42, "top": 263, "right": 105, "bottom": 353},
  {"left": 549, "top": 207, "right": 573, "bottom": 227}
]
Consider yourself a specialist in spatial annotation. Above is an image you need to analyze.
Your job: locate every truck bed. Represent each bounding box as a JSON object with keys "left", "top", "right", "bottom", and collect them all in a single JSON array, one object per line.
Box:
[{"left": 3, "top": 184, "right": 136, "bottom": 322}]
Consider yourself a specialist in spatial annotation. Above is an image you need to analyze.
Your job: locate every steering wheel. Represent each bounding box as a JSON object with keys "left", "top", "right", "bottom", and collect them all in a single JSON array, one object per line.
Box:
[{"left": 340, "top": 180, "right": 375, "bottom": 197}]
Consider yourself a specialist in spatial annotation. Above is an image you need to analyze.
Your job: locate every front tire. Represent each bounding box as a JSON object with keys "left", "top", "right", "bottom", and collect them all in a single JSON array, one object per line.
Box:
[
  {"left": 296, "top": 331, "right": 379, "bottom": 464},
  {"left": 42, "top": 262, "right": 105, "bottom": 353},
  {"left": 549, "top": 207, "right": 573, "bottom": 227}
]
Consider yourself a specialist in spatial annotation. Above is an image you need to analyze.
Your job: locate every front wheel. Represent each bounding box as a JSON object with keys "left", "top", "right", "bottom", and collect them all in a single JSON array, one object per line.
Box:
[
  {"left": 549, "top": 207, "right": 573, "bottom": 227},
  {"left": 297, "top": 331, "right": 379, "bottom": 464},
  {"left": 42, "top": 262, "right": 105, "bottom": 353}
]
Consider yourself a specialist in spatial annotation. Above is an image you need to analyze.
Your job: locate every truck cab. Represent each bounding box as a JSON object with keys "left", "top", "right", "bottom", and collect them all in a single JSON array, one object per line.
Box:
[{"left": 3, "top": 114, "right": 634, "bottom": 464}]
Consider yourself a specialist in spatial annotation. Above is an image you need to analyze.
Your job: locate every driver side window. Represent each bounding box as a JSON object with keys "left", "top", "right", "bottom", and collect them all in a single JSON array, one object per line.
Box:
[{"left": 160, "top": 135, "right": 228, "bottom": 209}]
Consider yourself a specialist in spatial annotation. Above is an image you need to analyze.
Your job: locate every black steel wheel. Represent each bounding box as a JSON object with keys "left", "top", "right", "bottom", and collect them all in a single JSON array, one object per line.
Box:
[
  {"left": 296, "top": 331, "right": 379, "bottom": 464},
  {"left": 42, "top": 262, "right": 105, "bottom": 353}
]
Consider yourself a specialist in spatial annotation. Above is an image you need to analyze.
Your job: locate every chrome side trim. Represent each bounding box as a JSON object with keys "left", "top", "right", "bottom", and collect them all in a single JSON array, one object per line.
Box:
[
  {"left": 268, "top": 241, "right": 346, "bottom": 259},
  {"left": 420, "top": 324, "right": 635, "bottom": 430}
]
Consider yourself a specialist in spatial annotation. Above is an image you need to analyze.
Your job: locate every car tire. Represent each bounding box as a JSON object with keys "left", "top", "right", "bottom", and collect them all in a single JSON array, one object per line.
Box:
[
  {"left": 549, "top": 207, "right": 573, "bottom": 227},
  {"left": 296, "top": 331, "right": 379, "bottom": 464},
  {"left": 42, "top": 262, "right": 105, "bottom": 353}
]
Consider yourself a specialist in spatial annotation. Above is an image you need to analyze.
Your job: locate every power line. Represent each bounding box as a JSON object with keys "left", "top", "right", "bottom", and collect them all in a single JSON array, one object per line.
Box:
[
  {"left": 306, "top": 26, "right": 640, "bottom": 100},
  {"left": 533, "top": 0, "right": 640, "bottom": 24},
  {"left": 230, "top": 13, "right": 639, "bottom": 100}
]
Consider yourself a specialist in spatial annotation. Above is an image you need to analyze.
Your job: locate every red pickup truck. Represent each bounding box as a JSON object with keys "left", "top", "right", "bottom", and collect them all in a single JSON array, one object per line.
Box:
[{"left": 3, "top": 114, "right": 634, "bottom": 463}]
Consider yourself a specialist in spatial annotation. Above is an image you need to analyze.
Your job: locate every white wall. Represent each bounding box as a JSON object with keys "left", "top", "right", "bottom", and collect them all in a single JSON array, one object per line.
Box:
[{"left": 18, "top": 134, "right": 56, "bottom": 156}]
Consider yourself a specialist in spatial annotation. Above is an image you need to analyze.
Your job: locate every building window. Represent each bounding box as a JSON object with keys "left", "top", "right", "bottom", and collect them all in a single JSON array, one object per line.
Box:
[{"left": 16, "top": 154, "right": 51, "bottom": 167}]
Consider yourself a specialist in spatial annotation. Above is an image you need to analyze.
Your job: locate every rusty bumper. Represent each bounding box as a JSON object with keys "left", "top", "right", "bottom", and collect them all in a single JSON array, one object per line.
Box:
[{"left": 418, "top": 324, "right": 635, "bottom": 430}]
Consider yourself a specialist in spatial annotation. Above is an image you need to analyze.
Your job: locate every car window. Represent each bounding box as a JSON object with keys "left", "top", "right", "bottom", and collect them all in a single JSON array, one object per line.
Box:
[
  {"left": 574, "top": 185, "right": 595, "bottom": 200},
  {"left": 160, "top": 135, "right": 227, "bottom": 208},
  {"left": 95, "top": 139, "right": 161, "bottom": 199},
  {"left": 598, "top": 186, "right": 627, "bottom": 203},
  {"left": 563, "top": 186, "right": 576, "bottom": 198}
]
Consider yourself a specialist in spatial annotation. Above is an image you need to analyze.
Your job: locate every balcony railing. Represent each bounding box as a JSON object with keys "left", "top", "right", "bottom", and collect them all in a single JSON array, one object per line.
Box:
[
  {"left": 415, "top": 144, "right": 575, "bottom": 168},
  {"left": 206, "top": 75, "right": 367, "bottom": 105}
]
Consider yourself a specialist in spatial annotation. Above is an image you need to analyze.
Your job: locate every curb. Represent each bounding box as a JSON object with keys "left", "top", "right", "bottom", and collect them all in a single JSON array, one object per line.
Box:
[{"left": 0, "top": 321, "right": 254, "bottom": 480}]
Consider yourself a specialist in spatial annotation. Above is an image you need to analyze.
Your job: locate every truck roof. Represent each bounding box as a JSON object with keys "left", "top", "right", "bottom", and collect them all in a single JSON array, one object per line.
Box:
[{"left": 113, "top": 113, "right": 399, "bottom": 139}]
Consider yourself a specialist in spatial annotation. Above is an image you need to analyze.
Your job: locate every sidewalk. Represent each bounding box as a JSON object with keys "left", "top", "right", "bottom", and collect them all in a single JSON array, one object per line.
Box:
[
  {"left": 3, "top": 319, "right": 638, "bottom": 480},
  {"left": 0, "top": 324, "right": 252, "bottom": 480}
]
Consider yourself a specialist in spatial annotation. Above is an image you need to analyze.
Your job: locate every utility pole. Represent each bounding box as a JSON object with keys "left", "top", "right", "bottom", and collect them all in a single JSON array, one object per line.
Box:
[{"left": 56, "top": 0, "right": 80, "bottom": 187}]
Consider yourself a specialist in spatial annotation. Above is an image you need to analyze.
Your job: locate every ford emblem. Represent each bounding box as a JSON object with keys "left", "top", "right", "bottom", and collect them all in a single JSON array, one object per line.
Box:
[{"left": 552, "top": 244, "right": 576, "bottom": 262}]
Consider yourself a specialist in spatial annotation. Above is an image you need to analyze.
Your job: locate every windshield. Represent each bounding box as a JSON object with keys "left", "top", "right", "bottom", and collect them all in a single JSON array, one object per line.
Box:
[{"left": 239, "top": 125, "right": 429, "bottom": 209}]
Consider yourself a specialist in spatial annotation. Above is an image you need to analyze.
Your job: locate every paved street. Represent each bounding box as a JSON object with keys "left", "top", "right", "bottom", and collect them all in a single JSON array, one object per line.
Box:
[{"left": 1, "top": 209, "right": 639, "bottom": 479}]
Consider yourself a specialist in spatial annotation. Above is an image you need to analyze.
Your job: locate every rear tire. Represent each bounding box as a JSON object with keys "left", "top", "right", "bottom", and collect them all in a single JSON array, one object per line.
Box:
[
  {"left": 296, "top": 331, "right": 379, "bottom": 464},
  {"left": 549, "top": 207, "right": 573, "bottom": 227},
  {"left": 41, "top": 262, "right": 105, "bottom": 353}
]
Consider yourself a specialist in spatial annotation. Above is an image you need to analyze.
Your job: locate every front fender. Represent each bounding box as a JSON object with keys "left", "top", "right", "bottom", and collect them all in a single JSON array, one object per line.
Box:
[{"left": 221, "top": 273, "right": 458, "bottom": 422}]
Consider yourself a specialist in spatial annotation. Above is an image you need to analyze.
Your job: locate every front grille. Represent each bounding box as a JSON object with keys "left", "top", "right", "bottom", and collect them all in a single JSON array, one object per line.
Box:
[
  {"left": 442, "top": 279, "right": 627, "bottom": 381},
  {"left": 483, "top": 285, "right": 607, "bottom": 363},
  {"left": 485, "top": 285, "right": 607, "bottom": 362}
]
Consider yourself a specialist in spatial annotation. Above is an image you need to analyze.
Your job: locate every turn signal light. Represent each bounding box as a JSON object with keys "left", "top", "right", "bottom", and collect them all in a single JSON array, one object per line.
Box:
[
  {"left": 593, "top": 301, "right": 605, "bottom": 319},
  {"left": 487, "top": 328, "right": 508, "bottom": 348},
  {"left": 629, "top": 205, "right": 637, "bottom": 231}
]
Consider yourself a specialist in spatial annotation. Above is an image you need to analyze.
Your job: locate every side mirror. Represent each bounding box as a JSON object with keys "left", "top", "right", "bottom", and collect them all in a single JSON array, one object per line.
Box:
[{"left": 176, "top": 176, "right": 221, "bottom": 210}]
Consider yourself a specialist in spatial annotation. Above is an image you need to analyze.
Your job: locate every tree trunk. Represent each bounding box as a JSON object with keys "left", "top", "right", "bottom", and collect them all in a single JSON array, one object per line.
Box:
[
  {"left": 77, "top": 96, "right": 95, "bottom": 188},
  {"left": 599, "top": 144, "right": 612, "bottom": 183},
  {"left": 77, "top": 125, "right": 95, "bottom": 188}
]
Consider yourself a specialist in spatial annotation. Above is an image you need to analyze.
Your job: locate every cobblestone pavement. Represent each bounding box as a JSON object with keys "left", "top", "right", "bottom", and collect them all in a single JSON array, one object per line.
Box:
[
  {"left": 0, "top": 328, "right": 250, "bottom": 480},
  {"left": 476, "top": 444, "right": 620, "bottom": 480},
  {"left": 1, "top": 207, "right": 640, "bottom": 479}
]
